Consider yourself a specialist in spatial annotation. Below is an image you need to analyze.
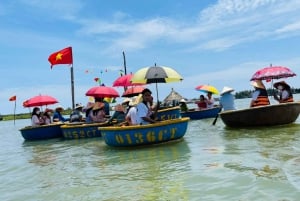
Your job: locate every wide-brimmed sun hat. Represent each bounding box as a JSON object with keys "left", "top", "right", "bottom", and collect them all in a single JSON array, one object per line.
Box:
[
  {"left": 129, "top": 96, "right": 140, "bottom": 107},
  {"left": 55, "top": 105, "right": 64, "bottom": 111},
  {"left": 44, "top": 108, "right": 53, "bottom": 113},
  {"left": 273, "top": 81, "right": 291, "bottom": 89},
  {"left": 92, "top": 102, "right": 105, "bottom": 110},
  {"left": 251, "top": 80, "right": 265, "bottom": 89},
  {"left": 122, "top": 98, "right": 131, "bottom": 105},
  {"left": 75, "top": 103, "right": 83, "bottom": 109},
  {"left": 179, "top": 98, "right": 186, "bottom": 103},
  {"left": 220, "top": 86, "right": 235, "bottom": 96}
]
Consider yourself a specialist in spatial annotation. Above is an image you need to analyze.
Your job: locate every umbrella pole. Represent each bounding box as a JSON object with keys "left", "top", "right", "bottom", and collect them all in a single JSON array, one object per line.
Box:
[{"left": 155, "top": 82, "right": 159, "bottom": 104}]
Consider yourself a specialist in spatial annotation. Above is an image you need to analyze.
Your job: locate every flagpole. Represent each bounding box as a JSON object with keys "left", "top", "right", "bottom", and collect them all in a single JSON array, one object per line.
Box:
[
  {"left": 71, "top": 65, "right": 75, "bottom": 110},
  {"left": 13, "top": 100, "right": 16, "bottom": 125}
]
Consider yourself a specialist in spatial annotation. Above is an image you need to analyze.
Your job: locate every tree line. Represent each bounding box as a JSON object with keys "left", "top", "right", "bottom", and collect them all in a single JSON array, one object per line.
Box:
[{"left": 234, "top": 88, "right": 300, "bottom": 99}]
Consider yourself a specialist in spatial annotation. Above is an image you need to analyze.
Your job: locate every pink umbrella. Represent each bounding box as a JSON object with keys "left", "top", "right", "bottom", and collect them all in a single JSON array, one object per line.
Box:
[
  {"left": 85, "top": 86, "right": 119, "bottom": 98},
  {"left": 250, "top": 66, "right": 296, "bottom": 81},
  {"left": 122, "top": 86, "right": 145, "bottom": 97},
  {"left": 24, "top": 95, "right": 58, "bottom": 107},
  {"left": 112, "top": 74, "right": 144, "bottom": 87}
]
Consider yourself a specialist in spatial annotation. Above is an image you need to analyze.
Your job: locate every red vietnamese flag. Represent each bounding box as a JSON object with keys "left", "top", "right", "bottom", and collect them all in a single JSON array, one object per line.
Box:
[
  {"left": 48, "top": 47, "right": 73, "bottom": 68},
  {"left": 9, "top": 95, "right": 16, "bottom": 101}
]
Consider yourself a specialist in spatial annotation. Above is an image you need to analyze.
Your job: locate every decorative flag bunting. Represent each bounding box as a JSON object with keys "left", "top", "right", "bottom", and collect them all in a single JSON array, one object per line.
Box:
[
  {"left": 48, "top": 46, "right": 73, "bottom": 68},
  {"left": 9, "top": 95, "right": 16, "bottom": 101}
]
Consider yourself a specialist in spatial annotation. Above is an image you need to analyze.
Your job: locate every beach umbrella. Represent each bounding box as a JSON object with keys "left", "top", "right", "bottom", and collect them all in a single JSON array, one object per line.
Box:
[
  {"left": 122, "top": 86, "right": 145, "bottom": 97},
  {"left": 23, "top": 95, "right": 58, "bottom": 107},
  {"left": 112, "top": 74, "right": 144, "bottom": 87},
  {"left": 131, "top": 64, "right": 183, "bottom": 101},
  {"left": 85, "top": 86, "right": 119, "bottom": 98},
  {"left": 195, "top": 85, "right": 219, "bottom": 95},
  {"left": 250, "top": 65, "right": 296, "bottom": 81}
]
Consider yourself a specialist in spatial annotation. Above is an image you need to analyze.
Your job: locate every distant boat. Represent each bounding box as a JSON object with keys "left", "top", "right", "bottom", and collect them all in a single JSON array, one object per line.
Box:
[
  {"left": 100, "top": 117, "right": 190, "bottom": 147},
  {"left": 180, "top": 107, "right": 221, "bottom": 120},
  {"left": 19, "top": 123, "right": 63, "bottom": 141},
  {"left": 220, "top": 102, "right": 300, "bottom": 127}
]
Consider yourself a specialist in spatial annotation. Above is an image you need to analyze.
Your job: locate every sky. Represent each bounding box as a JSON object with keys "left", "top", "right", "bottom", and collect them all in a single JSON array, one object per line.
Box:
[{"left": 1, "top": 0, "right": 300, "bottom": 115}]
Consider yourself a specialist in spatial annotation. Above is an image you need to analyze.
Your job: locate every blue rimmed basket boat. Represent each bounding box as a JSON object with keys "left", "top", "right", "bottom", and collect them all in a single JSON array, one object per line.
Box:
[
  {"left": 19, "top": 123, "right": 63, "bottom": 141},
  {"left": 180, "top": 106, "right": 221, "bottom": 120},
  {"left": 99, "top": 117, "right": 190, "bottom": 147},
  {"left": 60, "top": 121, "right": 111, "bottom": 139},
  {"left": 156, "top": 106, "right": 180, "bottom": 120}
]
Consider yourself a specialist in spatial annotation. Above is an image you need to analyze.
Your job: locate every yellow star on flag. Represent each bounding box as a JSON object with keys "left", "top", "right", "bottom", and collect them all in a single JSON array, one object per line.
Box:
[{"left": 55, "top": 53, "right": 63, "bottom": 61}]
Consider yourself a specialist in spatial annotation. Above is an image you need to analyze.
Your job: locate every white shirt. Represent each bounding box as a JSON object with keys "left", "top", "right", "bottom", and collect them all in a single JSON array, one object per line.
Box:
[
  {"left": 126, "top": 107, "right": 138, "bottom": 125},
  {"left": 206, "top": 97, "right": 215, "bottom": 109},
  {"left": 136, "top": 102, "right": 151, "bottom": 125}
]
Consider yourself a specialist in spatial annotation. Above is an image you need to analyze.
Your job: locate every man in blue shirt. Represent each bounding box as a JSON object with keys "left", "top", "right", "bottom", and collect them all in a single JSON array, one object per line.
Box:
[{"left": 219, "top": 86, "right": 236, "bottom": 111}]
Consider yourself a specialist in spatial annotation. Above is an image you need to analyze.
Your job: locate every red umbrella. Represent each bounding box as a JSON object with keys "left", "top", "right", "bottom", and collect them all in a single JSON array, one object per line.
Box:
[
  {"left": 112, "top": 74, "right": 144, "bottom": 87},
  {"left": 250, "top": 66, "right": 296, "bottom": 81},
  {"left": 24, "top": 95, "right": 58, "bottom": 107},
  {"left": 122, "top": 86, "right": 145, "bottom": 97},
  {"left": 85, "top": 86, "right": 119, "bottom": 98}
]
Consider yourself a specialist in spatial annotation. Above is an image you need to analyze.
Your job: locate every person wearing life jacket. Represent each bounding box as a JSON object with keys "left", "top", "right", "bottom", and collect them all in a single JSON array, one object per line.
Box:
[
  {"left": 250, "top": 80, "right": 270, "bottom": 107},
  {"left": 273, "top": 81, "right": 294, "bottom": 103}
]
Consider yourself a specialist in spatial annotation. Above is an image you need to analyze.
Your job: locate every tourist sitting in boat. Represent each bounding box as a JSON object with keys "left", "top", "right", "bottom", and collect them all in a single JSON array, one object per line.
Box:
[
  {"left": 95, "top": 97, "right": 110, "bottom": 117},
  {"left": 31, "top": 107, "right": 45, "bottom": 126},
  {"left": 108, "top": 104, "right": 126, "bottom": 124},
  {"left": 83, "top": 102, "right": 94, "bottom": 123},
  {"left": 89, "top": 102, "right": 107, "bottom": 123},
  {"left": 42, "top": 108, "right": 53, "bottom": 125},
  {"left": 69, "top": 103, "right": 84, "bottom": 122},
  {"left": 205, "top": 92, "right": 215, "bottom": 108},
  {"left": 53, "top": 105, "right": 68, "bottom": 122},
  {"left": 122, "top": 98, "right": 131, "bottom": 114},
  {"left": 273, "top": 81, "right": 294, "bottom": 103},
  {"left": 125, "top": 96, "right": 139, "bottom": 125},
  {"left": 219, "top": 86, "right": 236, "bottom": 111},
  {"left": 179, "top": 99, "right": 188, "bottom": 112},
  {"left": 136, "top": 88, "right": 158, "bottom": 125},
  {"left": 195, "top": 95, "right": 207, "bottom": 109},
  {"left": 250, "top": 80, "right": 270, "bottom": 107}
]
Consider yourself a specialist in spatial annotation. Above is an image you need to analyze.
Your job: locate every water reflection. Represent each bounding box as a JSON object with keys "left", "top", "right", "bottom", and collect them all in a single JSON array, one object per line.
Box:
[
  {"left": 97, "top": 140, "right": 192, "bottom": 200},
  {"left": 221, "top": 124, "right": 300, "bottom": 180}
]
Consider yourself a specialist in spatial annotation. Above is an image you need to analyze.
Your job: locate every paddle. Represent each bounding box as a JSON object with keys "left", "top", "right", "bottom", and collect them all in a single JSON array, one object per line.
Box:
[{"left": 212, "top": 106, "right": 222, "bottom": 126}]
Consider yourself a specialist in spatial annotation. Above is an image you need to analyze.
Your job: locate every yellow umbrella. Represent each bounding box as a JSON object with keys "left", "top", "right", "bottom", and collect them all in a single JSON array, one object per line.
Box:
[{"left": 131, "top": 65, "right": 183, "bottom": 101}]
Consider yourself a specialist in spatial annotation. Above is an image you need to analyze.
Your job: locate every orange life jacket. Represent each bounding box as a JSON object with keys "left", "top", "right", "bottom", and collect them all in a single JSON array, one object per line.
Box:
[
  {"left": 280, "top": 91, "right": 294, "bottom": 103},
  {"left": 252, "top": 89, "right": 270, "bottom": 107}
]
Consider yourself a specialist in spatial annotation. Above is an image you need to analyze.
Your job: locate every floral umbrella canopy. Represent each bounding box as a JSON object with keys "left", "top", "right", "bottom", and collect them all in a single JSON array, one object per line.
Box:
[
  {"left": 131, "top": 64, "right": 183, "bottom": 101},
  {"left": 250, "top": 66, "right": 296, "bottom": 81},
  {"left": 23, "top": 95, "right": 58, "bottom": 107}
]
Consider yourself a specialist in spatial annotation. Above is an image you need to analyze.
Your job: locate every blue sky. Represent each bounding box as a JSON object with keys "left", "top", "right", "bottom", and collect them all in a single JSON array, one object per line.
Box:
[{"left": 1, "top": 0, "right": 300, "bottom": 115}]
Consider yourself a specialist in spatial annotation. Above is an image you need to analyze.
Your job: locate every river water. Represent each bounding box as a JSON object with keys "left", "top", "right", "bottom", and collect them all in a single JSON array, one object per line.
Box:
[{"left": 1, "top": 97, "right": 300, "bottom": 201}]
